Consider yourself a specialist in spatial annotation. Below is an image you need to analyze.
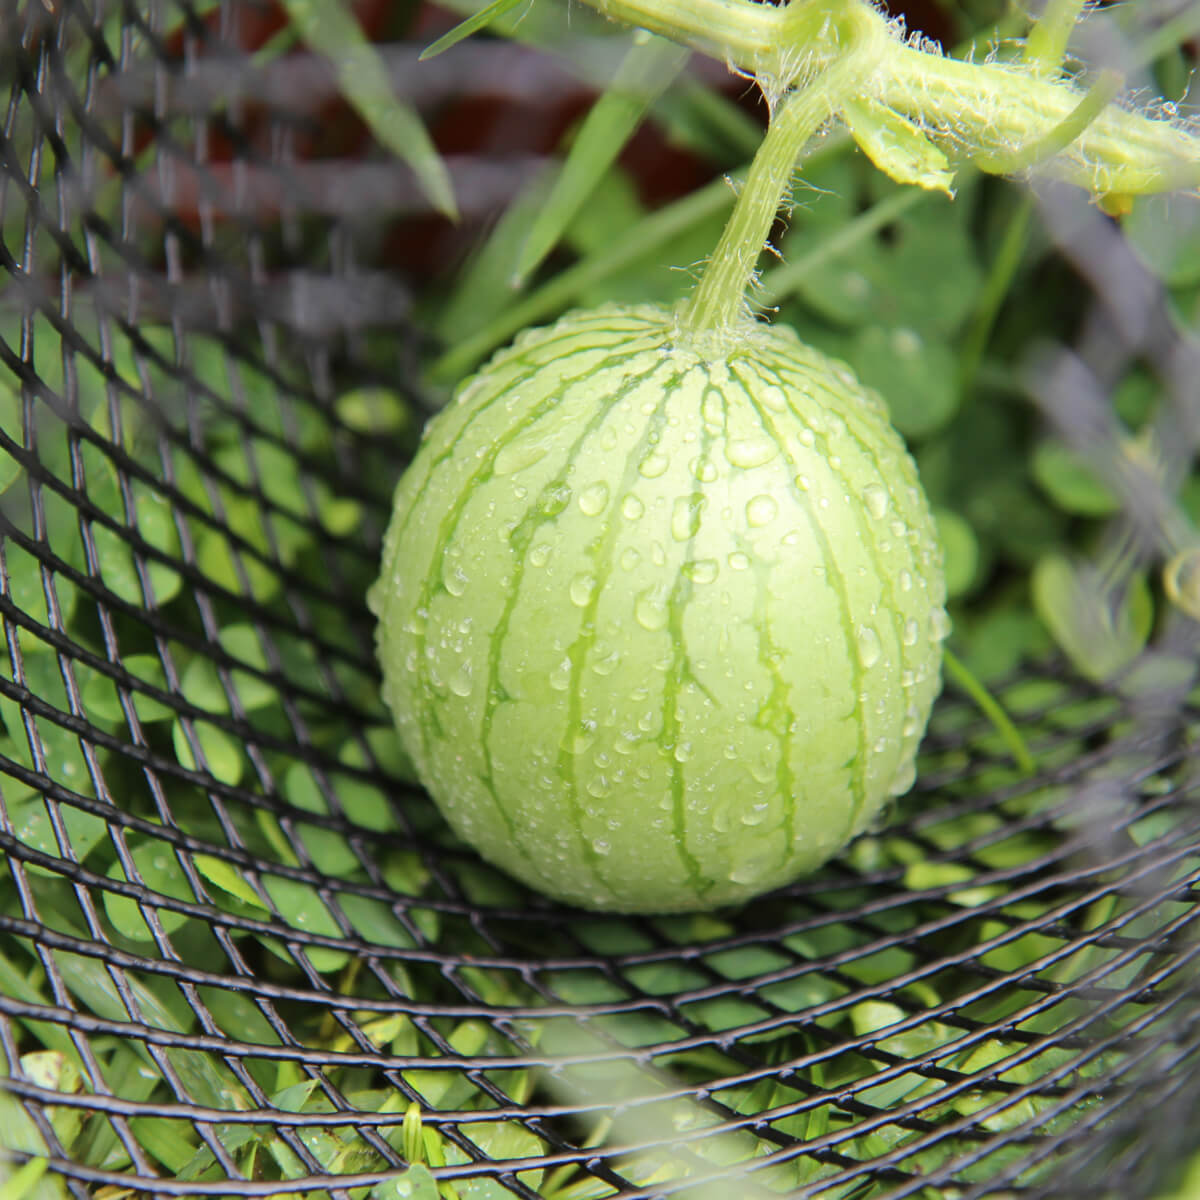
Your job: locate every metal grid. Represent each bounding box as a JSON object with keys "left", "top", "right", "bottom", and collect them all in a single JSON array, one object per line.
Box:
[{"left": 2, "top": 2, "right": 1200, "bottom": 1198}]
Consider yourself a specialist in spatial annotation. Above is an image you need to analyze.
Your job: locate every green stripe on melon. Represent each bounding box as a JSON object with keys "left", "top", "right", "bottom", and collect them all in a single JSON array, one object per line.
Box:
[{"left": 371, "top": 304, "right": 947, "bottom": 913}]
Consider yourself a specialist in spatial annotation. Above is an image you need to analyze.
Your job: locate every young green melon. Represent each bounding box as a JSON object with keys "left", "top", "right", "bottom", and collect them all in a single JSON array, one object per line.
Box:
[{"left": 370, "top": 304, "right": 947, "bottom": 913}]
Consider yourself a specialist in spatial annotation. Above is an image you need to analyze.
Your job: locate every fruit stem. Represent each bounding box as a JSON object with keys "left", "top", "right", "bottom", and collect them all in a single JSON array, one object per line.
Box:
[{"left": 680, "top": 17, "right": 872, "bottom": 336}]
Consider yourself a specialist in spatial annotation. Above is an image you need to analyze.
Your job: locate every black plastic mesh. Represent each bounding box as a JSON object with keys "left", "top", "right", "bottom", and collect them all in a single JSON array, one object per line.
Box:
[{"left": 2, "top": 3, "right": 1200, "bottom": 1198}]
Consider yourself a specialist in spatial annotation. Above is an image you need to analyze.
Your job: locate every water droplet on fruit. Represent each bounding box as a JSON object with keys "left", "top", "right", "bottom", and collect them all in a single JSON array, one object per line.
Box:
[
  {"left": 639, "top": 451, "right": 670, "bottom": 478},
  {"left": 620, "top": 547, "right": 641, "bottom": 571},
  {"left": 898, "top": 570, "right": 913, "bottom": 592},
  {"left": 856, "top": 626, "right": 882, "bottom": 668},
  {"left": 902, "top": 705, "right": 921, "bottom": 737},
  {"left": 795, "top": 474, "right": 811, "bottom": 491},
  {"left": 592, "top": 837, "right": 611, "bottom": 855},
  {"left": 673, "top": 741, "right": 692, "bottom": 763},
  {"left": 570, "top": 573, "right": 597, "bottom": 607},
  {"left": 578, "top": 482, "right": 609, "bottom": 515},
  {"left": 798, "top": 428, "right": 816, "bottom": 448},
  {"left": 493, "top": 441, "right": 547, "bottom": 475},
  {"left": 888, "top": 757, "right": 918, "bottom": 797},
  {"left": 540, "top": 484, "right": 571, "bottom": 517},
  {"left": 635, "top": 591, "right": 669, "bottom": 631},
  {"left": 444, "top": 565, "right": 469, "bottom": 597},
  {"left": 741, "top": 801, "right": 769, "bottom": 826},
  {"left": 863, "top": 484, "right": 889, "bottom": 520},
  {"left": 449, "top": 662, "right": 473, "bottom": 697},
  {"left": 592, "top": 643, "right": 620, "bottom": 675},
  {"left": 684, "top": 559, "right": 718, "bottom": 584},
  {"left": 729, "top": 846, "right": 775, "bottom": 886},
  {"left": 759, "top": 385, "right": 787, "bottom": 412},
  {"left": 549, "top": 656, "right": 572, "bottom": 691},
  {"left": 691, "top": 457, "right": 718, "bottom": 482},
  {"left": 727, "top": 552, "right": 751, "bottom": 571},
  {"left": 930, "top": 607, "right": 952, "bottom": 642},
  {"left": 902, "top": 618, "right": 919, "bottom": 647},
  {"left": 622, "top": 495, "right": 644, "bottom": 520},
  {"left": 529, "top": 543, "right": 552, "bottom": 568},
  {"left": 746, "top": 494, "right": 778, "bottom": 527},
  {"left": 671, "top": 494, "right": 706, "bottom": 541},
  {"left": 726, "top": 438, "right": 777, "bottom": 468}
]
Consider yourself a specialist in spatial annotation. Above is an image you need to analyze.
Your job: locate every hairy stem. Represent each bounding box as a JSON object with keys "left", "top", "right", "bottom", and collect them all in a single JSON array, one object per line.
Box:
[
  {"left": 580, "top": 0, "right": 1200, "bottom": 198},
  {"left": 681, "top": 12, "right": 876, "bottom": 334}
]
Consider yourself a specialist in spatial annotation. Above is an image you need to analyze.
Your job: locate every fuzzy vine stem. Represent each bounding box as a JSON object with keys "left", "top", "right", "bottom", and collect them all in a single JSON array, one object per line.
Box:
[
  {"left": 582, "top": 0, "right": 1200, "bottom": 197},
  {"left": 680, "top": 53, "right": 867, "bottom": 334}
]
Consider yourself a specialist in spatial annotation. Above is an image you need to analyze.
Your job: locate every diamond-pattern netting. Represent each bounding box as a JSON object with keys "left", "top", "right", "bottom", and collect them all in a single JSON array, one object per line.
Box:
[{"left": 2, "top": 3, "right": 1200, "bottom": 1199}]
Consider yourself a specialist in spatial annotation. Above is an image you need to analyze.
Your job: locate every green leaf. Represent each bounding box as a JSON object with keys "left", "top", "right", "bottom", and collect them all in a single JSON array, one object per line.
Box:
[
  {"left": 335, "top": 388, "right": 412, "bottom": 437},
  {"left": 778, "top": 183, "right": 981, "bottom": 337},
  {"left": 103, "top": 838, "right": 196, "bottom": 940},
  {"left": 0, "top": 1156, "right": 52, "bottom": 1200},
  {"left": 54, "top": 951, "right": 248, "bottom": 1112},
  {"left": 843, "top": 96, "right": 954, "bottom": 194},
  {"left": 1031, "top": 440, "right": 1120, "bottom": 516},
  {"left": 420, "top": 0, "right": 527, "bottom": 60},
  {"left": 280, "top": 0, "right": 456, "bottom": 220},
  {"left": 171, "top": 718, "right": 244, "bottom": 786},
  {"left": 1032, "top": 555, "right": 1153, "bottom": 683},
  {"left": 0, "top": 378, "right": 23, "bottom": 496},
  {"left": 193, "top": 853, "right": 267, "bottom": 910},
  {"left": 1164, "top": 548, "right": 1200, "bottom": 621},
  {"left": 1123, "top": 184, "right": 1200, "bottom": 290},
  {"left": 79, "top": 653, "right": 173, "bottom": 727},
  {"left": 934, "top": 507, "right": 981, "bottom": 598},
  {"left": 261, "top": 876, "right": 351, "bottom": 974},
  {"left": 370, "top": 1164, "right": 439, "bottom": 1200},
  {"left": 848, "top": 325, "right": 960, "bottom": 438},
  {"left": 216, "top": 624, "right": 278, "bottom": 713},
  {"left": 514, "top": 34, "right": 690, "bottom": 285}
]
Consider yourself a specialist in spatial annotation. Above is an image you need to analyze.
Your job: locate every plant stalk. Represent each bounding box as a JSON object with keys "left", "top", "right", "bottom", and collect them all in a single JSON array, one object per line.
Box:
[
  {"left": 680, "top": 31, "right": 873, "bottom": 334},
  {"left": 579, "top": 0, "right": 1200, "bottom": 198}
]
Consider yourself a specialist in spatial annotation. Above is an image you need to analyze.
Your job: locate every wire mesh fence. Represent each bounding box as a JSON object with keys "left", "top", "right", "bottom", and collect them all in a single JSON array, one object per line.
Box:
[{"left": 2, "top": 1, "right": 1200, "bottom": 1198}]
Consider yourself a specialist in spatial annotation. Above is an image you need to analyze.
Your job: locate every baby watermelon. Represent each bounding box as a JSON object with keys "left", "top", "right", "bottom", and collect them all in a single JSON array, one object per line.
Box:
[{"left": 370, "top": 304, "right": 947, "bottom": 912}]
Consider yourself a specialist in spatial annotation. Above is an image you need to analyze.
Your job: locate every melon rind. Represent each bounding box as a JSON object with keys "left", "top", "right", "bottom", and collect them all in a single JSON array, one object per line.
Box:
[{"left": 371, "top": 305, "right": 947, "bottom": 913}]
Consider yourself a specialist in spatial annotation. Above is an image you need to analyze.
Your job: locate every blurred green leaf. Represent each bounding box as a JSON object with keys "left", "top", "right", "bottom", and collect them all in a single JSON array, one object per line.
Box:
[
  {"left": 515, "top": 34, "right": 690, "bottom": 284},
  {"left": 280, "top": 0, "right": 457, "bottom": 220},
  {"left": 1124, "top": 192, "right": 1200, "bottom": 287},
  {"left": 1031, "top": 440, "right": 1120, "bottom": 516},
  {"left": 934, "top": 507, "right": 981, "bottom": 597},
  {"left": 370, "top": 1164, "right": 439, "bottom": 1200},
  {"left": 778, "top": 183, "right": 980, "bottom": 336},
  {"left": 420, "top": 0, "right": 527, "bottom": 60},
  {"left": 849, "top": 325, "right": 960, "bottom": 438},
  {"left": 1032, "top": 555, "right": 1153, "bottom": 683},
  {"left": 104, "top": 839, "right": 194, "bottom": 940},
  {"left": 0, "top": 379, "right": 22, "bottom": 495},
  {"left": 172, "top": 718, "right": 244, "bottom": 786}
]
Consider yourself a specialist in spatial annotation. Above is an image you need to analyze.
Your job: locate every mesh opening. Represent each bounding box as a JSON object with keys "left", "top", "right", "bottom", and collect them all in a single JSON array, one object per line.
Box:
[{"left": 2, "top": 3, "right": 1200, "bottom": 1198}]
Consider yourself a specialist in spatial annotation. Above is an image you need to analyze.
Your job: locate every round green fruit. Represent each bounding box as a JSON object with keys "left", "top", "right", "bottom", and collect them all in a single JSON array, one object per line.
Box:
[{"left": 370, "top": 304, "right": 947, "bottom": 912}]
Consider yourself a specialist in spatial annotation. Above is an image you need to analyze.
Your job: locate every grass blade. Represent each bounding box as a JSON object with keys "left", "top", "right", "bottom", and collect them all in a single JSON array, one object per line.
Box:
[
  {"left": 513, "top": 34, "right": 690, "bottom": 285},
  {"left": 420, "top": 0, "right": 528, "bottom": 61},
  {"left": 280, "top": 0, "right": 458, "bottom": 220},
  {"left": 943, "top": 647, "right": 1036, "bottom": 775}
]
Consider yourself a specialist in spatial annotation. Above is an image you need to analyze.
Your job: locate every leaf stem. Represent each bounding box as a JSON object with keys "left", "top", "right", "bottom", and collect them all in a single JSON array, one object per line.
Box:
[{"left": 942, "top": 648, "right": 1036, "bottom": 775}]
